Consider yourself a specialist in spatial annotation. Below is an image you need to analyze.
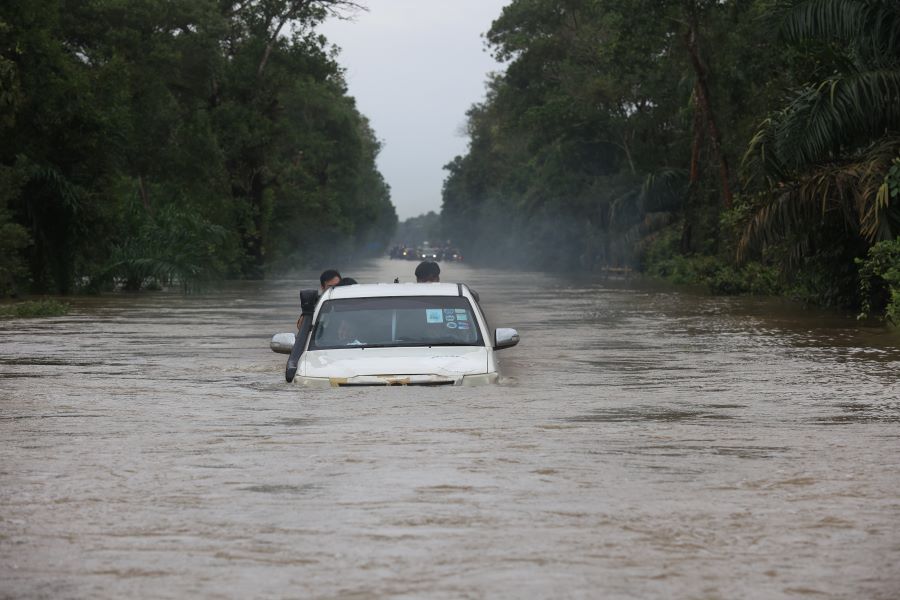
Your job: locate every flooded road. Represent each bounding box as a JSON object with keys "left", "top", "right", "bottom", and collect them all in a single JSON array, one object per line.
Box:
[{"left": 2, "top": 258, "right": 899, "bottom": 599}]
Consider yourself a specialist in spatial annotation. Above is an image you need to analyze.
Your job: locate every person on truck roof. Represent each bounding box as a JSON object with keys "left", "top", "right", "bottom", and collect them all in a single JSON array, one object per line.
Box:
[{"left": 415, "top": 261, "right": 440, "bottom": 283}]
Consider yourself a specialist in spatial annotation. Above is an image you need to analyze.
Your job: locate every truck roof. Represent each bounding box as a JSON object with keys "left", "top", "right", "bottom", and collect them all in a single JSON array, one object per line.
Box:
[{"left": 324, "top": 283, "right": 464, "bottom": 300}]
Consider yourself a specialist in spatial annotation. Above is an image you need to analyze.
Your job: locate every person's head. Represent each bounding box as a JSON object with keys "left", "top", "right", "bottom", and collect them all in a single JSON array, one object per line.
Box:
[
  {"left": 415, "top": 261, "right": 440, "bottom": 283},
  {"left": 336, "top": 277, "right": 357, "bottom": 286},
  {"left": 319, "top": 269, "right": 341, "bottom": 291}
]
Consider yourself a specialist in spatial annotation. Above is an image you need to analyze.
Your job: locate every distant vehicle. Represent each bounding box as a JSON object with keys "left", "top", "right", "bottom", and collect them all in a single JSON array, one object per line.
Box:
[
  {"left": 443, "top": 248, "right": 463, "bottom": 262},
  {"left": 270, "top": 283, "right": 519, "bottom": 387},
  {"left": 392, "top": 246, "right": 417, "bottom": 260},
  {"left": 420, "top": 247, "right": 439, "bottom": 261},
  {"left": 387, "top": 245, "right": 419, "bottom": 260}
]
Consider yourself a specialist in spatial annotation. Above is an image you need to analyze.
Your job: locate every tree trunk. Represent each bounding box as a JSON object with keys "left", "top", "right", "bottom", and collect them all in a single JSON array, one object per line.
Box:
[
  {"left": 257, "top": 14, "right": 289, "bottom": 77},
  {"left": 689, "top": 86, "right": 703, "bottom": 187},
  {"left": 682, "top": 92, "right": 705, "bottom": 254},
  {"left": 257, "top": 0, "right": 313, "bottom": 77},
  {"left": 684, "top": 18, "right": 733, "bottom": 209}
]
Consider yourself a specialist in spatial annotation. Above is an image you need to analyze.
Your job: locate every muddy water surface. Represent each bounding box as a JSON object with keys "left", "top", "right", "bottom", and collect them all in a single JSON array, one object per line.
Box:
[{"left": 2, "top": 259, "right": 899, "bottom": 599}]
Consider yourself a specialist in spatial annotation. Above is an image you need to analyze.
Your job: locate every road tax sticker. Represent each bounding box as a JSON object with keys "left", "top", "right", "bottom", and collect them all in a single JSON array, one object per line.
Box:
[
  {"left": 446, "top": 321, "right": 458, "bottom": 329},
  {"left": 426, "top": 309, "right": 443, "bottom": 323},
  {"left": 456, "top": 312, "right": 468, "bottom": 321}
]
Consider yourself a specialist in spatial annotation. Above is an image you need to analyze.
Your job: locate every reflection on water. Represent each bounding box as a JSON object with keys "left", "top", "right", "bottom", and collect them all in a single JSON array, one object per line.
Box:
[
  {"left": 817, "top": 402, "right": 900, "bottom": 424},
  {"left": 240, "top": 484, "right": 321, "bottom": 495},
  {"left": 1, "top": 258, "right": 899, "bottom": 599},
  {"left": 564, "top": 407, "right": 735, "bottom": 423}
]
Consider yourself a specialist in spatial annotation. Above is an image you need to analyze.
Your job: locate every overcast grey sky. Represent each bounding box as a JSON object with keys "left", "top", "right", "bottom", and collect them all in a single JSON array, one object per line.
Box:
[{"left": 318, "top": 1, "right": 509, "bottom": 220}]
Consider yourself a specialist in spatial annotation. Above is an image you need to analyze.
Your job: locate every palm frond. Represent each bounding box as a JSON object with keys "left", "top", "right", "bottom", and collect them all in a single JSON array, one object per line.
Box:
[
  {"left": 780, "top": 0, "right": 900, "bottom": 63},
  {"left": 746, "top": 69, "right": 900, "bottom": 174},
  {"left": 99, "top": 202, "right": 229, "bottom": 292},
  {"left": 640, "top": 168, "right": 688, "bottom": 213},
  {"left": 857, "top": 139, "right": 900, "bottom": 240},
  {"left": 742, "top": 116, "right": 789, "bottom": 187},
  {"left": 781, "top": 0, "right": 868, "bottom": 42},
  {"left": 608, "top": 188, "right": 640, "bottom": 230},
  {"left": 739, "top": 137, "right": 900, "bottom": 260},
  {"left": 16, "top": 155, "right": 84, "bottom": 211}
]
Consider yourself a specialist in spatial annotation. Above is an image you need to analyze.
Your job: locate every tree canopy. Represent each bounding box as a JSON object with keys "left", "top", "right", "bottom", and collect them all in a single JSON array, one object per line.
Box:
[
  {"left": 1, "top": 0, "right": 396, "bottom": 294},
  {"left": 441, "top": 0, "right": 900, "bottom": 316}
]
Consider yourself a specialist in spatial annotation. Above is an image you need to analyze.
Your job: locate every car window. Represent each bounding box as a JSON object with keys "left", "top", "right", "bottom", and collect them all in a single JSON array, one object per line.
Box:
[{"left": 309, "top": 296, "right": 484, "bottom": 350}]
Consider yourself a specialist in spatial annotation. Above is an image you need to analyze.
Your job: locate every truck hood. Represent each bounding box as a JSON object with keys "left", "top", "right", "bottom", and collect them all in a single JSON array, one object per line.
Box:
[{"left": 302, "top": 346, "right": 489, "bottom": 379}]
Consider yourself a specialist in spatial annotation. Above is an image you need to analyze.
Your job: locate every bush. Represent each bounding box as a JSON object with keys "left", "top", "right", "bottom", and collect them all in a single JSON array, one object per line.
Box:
[
  {"left": 0, "top": 165, "right": 31, "bottom": 296},
  {"left": 857, "top": 239, "right": 900, "bottom": 323},
  {"left": 0, "top": 299, "right": 70, "bottom": 318},
  {"left": 642, "top": 224, "right": 782, "bottom": 296},
  {"left": 708, "top": 261, "right": 781, "bottom": 296},
  {"left": 94, "top": 203, "right": 231, "bottom": 293}
]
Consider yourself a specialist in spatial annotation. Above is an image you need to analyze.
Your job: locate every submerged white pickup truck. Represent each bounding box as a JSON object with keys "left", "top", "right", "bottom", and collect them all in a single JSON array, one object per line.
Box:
[{"left": 271, "top": 282, "right": 519, "bottom": 387}]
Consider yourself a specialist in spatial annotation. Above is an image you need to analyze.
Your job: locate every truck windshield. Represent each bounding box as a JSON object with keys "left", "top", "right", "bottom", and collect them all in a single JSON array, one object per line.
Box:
[{"left": 309, "top": 296, "right": 484, "bottom": 350}]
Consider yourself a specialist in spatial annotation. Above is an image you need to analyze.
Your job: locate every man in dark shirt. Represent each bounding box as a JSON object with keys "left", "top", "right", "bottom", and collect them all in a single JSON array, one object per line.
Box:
[
  {"left": 415, "top": 261, "right": 440, "bottom": 283},
  {"left": 319, "top": 269, "right": 341, "bottom": 291},
  {"left": 297, "top": 269, "right": 341, "bottom": 330}
]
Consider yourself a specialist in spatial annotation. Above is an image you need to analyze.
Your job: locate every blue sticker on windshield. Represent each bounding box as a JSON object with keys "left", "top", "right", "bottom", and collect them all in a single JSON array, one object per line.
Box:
[
  {"left": 456, "top": 313, "right": 468, "bottom": 321},
  {"left": 457, "top": 321, "right": 470, "bottom": 330},
  {"left": 426, "top": 309, "right": 443, "bottom": 323},
  {"left": 446, "top": 321, "right": 458, "bottom": 329}
]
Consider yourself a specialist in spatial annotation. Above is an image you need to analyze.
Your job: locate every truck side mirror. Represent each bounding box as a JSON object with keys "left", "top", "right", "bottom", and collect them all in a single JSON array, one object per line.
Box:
[
  {"left": 493, "top": 328, "right": 519, "bottom": 350},
  {"left": 270, "top": 332, "right": 296, "bottom": 354}
]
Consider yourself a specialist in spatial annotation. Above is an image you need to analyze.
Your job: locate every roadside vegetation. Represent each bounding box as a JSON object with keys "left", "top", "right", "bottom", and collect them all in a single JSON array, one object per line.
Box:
[
  {"left": 1, "top": 0, "right": 396, "bottom": 297},
  {"left": 0, "top": 299, "right": 70, "bottom": 318},
  {"left": 441, "top": 0, "right": 900, "bottom": 322}
]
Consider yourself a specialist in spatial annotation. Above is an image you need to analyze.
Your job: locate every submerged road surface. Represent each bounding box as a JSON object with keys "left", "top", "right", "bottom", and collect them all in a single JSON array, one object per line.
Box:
[{"left": 2, "top": 258, "right": 899, "bottom": 599}]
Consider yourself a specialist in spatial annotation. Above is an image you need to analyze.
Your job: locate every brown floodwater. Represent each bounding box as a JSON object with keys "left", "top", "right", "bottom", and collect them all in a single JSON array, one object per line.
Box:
[{"left": 2, "top": 258, "right": 899, "bottom": 599}]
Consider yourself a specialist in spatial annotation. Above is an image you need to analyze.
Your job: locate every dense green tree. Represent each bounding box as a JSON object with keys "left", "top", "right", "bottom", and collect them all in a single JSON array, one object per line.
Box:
[
  {"left": 739, "top": 0, "right": 900, "bottom": 306},
  {"left": 0, "top": 0, "right": 395, "bottom": 295},
  {"left": 0, "top": 21, "right": 31, "bottom": 294},
  {"left": 0, "top": 166, "right": 30, "bottom": 295},
  {"left": 443, "top": 0, "right": 780, "bottom": 267},
  {"left": 441, "top": 0, "right": 898, "bottom": 315},
  {"left": 742, "top": 0, "right": 900, "bottom": 247}
]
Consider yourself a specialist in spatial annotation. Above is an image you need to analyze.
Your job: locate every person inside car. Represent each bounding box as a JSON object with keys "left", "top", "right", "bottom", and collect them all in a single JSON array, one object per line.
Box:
[
  {"left": 335, "top": 318, "right": 364, "bottom": 346},
  {"left": 415, "top": 261, "right": 440, "bottom": 283}
]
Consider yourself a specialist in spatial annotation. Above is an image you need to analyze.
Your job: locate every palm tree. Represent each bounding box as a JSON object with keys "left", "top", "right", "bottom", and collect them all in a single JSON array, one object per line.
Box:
[{"left": 740, "top": 0, "right": 900, "bottom": 258}]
